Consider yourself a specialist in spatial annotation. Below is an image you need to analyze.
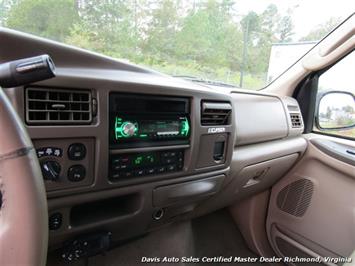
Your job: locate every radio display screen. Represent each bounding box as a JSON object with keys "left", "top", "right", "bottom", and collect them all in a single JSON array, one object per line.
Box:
[{"left": 141, "top": 120, "right": 180, "bottom": 134}]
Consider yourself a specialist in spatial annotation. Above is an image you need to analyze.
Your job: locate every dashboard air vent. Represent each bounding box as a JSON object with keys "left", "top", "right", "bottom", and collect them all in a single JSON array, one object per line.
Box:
[
  {"left": 201, "top": 101, "right": 232, "bottom": 126},
  {"left": 290, "top": 113, "right": 302, "bottom": 128},
  {"left": 287, "top": 104, "right": 299, "bottom": 112},
  {"left": 26, "top": 87, "right": 92, "bottom": 125}
]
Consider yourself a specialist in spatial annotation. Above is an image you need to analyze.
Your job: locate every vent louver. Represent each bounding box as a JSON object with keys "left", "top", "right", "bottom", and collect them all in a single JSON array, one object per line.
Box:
[
  {"left": 289, "top": 113, "right": 302, "bottom": 128},
  {"left": 26, "top": 87, "right": 92, "bottom": 125},
  {"left": 201, "top": 101, "right": 232, "bottom": 126}
]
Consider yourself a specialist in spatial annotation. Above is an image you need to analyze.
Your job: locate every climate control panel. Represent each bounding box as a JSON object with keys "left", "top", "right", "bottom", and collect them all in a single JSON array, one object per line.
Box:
[
  {"left": 33, "top": 138, "right": 95, "bottom": 192},
  {"left": 109, "top": 149, "right": 184, "bottom": 181}
]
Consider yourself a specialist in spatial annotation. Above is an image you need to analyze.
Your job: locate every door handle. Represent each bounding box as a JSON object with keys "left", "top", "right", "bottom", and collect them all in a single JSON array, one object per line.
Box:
[{"left": 310, "top": 138, "right": 355, "bottom": 166}]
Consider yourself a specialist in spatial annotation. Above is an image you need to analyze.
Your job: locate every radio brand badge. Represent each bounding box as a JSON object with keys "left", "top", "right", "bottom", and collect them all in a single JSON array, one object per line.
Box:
[{"left": 208, "top": 127, "right": 226, "bottom": 134}]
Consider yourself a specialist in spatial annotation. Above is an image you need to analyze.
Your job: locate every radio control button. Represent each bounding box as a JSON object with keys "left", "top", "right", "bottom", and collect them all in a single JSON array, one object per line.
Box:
[
  {"left": 68, "top": 143, "right": 86, "bottom": 160},
  {"left": 122, "top": 122, "right": 137, "bottom": 137},
  {"left": 156, "top": 166, "right": 166, "bottom": 173},
  {"left": 134, "top": 169, "right": 145, "bottom": 176},
  {"left": 68, "top": 165, "right": 86, "bottom": 182},
  {"left": 112, "top": 158, "right": 120, "bottom": 165},
  {"left": 120, "top": 157, "right": 130, "bottom": 163},
  {"left": 111, "top": 172, "right": 121, "bottom": 180},
  {"left": 112, "top": 157, "right": 130, "bottom": 166},
  {"left": 161, "top": 152, "right": 170, "bottom": 158},
  {"left": 167, "top": 164, "right": 177, "bottom": 172},
  {"left": 162, "top": 157, "right": 175, "bottom": 164},
  {"left": 113, "top": 164, "right": 128, "bottom": 171},
  {"left": 146, "top": 168, "right": 155, "bottom": 175},
  {"left": 121, "top": 171, "right": 133, "bottom": 178}
]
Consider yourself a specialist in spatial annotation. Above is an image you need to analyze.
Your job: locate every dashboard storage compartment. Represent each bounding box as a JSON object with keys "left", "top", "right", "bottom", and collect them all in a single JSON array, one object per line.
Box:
[
  {"left": 153, "top": 175, "right": 225, "bottom": 207},
  {"left": 70, "top": 194, "right": 142, "bottom": 227},
  {"left": 237, "top": 153, "right": 299, "bottom": 192}
]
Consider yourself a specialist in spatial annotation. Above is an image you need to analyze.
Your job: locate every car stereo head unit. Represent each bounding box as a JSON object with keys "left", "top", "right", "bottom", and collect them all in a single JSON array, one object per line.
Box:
[
  {"left": 109, "top": 93, "right": 190, "bottom": 148},
  {"left": 114, "top": 116, "right": 189, "bottom": 139}
]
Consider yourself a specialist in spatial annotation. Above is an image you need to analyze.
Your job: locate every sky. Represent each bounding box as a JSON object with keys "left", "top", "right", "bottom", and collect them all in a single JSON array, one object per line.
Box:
[
  {"left": 319, "top": 51, "right": 354, "bottom": 93},
  {"left": 234, "top": 0, "right": 355, "bottom": 39}
]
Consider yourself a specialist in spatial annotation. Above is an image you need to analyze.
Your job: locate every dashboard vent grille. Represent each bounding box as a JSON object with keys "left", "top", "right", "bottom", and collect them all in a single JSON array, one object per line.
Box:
[
  {"left": 201, "top": 101, "right": 232, "bottom": 126},
  {"left": 287, "top": 105, "right": 299, "bottom": 112},
  {"left": 290, "top": 113, "right": 302, "bottom": 128},
  {"left": 26, "top": 87, "right": 92, "bottom": 125}
]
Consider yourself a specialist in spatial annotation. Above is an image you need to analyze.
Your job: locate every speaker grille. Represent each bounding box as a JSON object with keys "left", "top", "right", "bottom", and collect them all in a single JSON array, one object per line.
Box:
[{"left": 276, "top": 179, "right": 314, "bottom": 217}]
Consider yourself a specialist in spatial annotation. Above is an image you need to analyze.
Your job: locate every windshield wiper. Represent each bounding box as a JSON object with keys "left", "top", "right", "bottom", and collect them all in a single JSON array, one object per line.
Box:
[{"left": 174, "top": 75, "right": 237, "bottom": 88}]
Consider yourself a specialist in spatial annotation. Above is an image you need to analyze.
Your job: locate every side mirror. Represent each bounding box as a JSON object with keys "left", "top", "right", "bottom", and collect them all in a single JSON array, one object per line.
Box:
[{"left": 316, "top": 91, "right": 355, "bottom": 130}]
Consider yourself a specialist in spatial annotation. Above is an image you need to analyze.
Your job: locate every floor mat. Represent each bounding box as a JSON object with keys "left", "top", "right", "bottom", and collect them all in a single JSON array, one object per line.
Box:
[
  {"left": 191, "top": 210, "right": 258, "bottom": 260},
  {"left": 47, "top": 209, "right": 259, "bottom": 266},
  {"left": 91, "top": 209, "right": 258, "bottom": 266}
]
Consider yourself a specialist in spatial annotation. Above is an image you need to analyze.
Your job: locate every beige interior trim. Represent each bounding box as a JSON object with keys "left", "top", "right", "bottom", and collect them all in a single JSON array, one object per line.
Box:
[
  {"left": 229, "top": 190, "right": 281, "bottom": 264},
  {"left": 302, "top": 34, "right": 354, "bottom": 70},
  {"left": 267, "top": 137, "right": 355, "bottom": 259},
  {"left": 265, "top": 14, "right": 354, "bottom": 97}
]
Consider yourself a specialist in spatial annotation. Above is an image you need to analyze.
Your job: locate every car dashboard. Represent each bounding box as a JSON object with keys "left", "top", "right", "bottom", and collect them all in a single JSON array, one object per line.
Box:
[{"left": 1, "top": 28, "right": 307, "bottom": 251}]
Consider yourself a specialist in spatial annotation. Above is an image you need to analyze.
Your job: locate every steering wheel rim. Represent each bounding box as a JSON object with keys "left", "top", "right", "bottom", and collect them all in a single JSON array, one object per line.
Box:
[{"left": 0, "top": 88, "right": 48, "bottom": 265}]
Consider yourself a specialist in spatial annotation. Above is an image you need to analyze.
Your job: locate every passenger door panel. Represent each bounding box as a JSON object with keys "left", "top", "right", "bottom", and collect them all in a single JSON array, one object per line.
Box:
[{"left": 267, "top": 135, "right": 355, "bottom": 263}]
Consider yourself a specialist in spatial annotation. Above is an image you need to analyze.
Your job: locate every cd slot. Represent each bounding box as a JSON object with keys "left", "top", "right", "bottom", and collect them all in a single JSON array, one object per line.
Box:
[{"left": 109, "top": 93, "right": 189, "bottom": 114}]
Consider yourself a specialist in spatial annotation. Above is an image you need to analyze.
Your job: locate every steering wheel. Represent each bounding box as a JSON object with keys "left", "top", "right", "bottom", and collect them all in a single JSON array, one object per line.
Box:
[{"left": 0, "top": 88, "right": 48, "bottom": 265}]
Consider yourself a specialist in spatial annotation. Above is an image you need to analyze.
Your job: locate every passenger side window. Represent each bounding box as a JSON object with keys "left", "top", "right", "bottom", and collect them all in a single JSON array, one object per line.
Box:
[{"left": 314, "top": 51, "right": 355, "bottom": 139}]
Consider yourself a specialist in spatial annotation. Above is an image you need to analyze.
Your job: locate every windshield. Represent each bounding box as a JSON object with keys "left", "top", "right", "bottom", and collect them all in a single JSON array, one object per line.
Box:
[{"left": 1, "top": 0, "right": 353, "bottom": 90}]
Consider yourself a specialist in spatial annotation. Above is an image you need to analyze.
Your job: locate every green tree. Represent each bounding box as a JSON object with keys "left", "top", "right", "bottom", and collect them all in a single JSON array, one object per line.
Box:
[
  {"left": 240, "top": 11, "right": 260, "bottom": 74},
  {"left": 342, "top": 105, "right": 354, "bottom": 114},
  {"left": 325, "top": 106, "right": 332, "bottom": 119},
  {"left": 250, "top": 4, "right": 279, "bottom": 73},
  {"left": 0, "top": 0, "right": 20, "bottom": 26},
  {"left": 300, "top": 17, "right": 342, "bottom": 41},
  {"left": 142, "top": 0, "right": 182, "bottom": 63},
  {"left": 276, "top": 9, "right": 294, "bottom": 42},
  {"left": 6, "top": 0, "right": 79, "bottom": 41},
  {"left": 175, "top": 0, "right": 241, "bottom": 70},
  {"left": 66, "top": 1, "right": 137, "bottom": 60}
]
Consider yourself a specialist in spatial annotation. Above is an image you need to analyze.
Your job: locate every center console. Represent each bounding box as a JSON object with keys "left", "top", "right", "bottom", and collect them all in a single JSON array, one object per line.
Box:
[
  {"left": 108, "top": 93, "right": 190, "bottom": 181},
  {"left": 16, "top": 79, "right": 234, "bottom": 253}
]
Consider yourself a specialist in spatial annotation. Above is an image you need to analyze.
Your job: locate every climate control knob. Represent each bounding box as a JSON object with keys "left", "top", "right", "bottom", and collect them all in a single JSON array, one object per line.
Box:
[
  {"left": 41, "top": 160, "right": 61, "bottom": 181},
  {"left": 122, "top": 122, "right": 137, "bottom": 137}
]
